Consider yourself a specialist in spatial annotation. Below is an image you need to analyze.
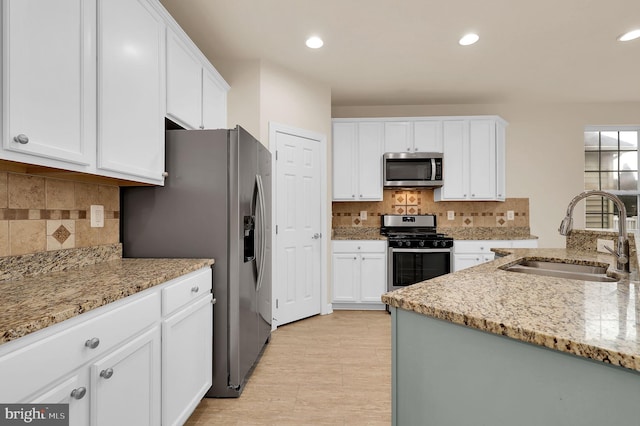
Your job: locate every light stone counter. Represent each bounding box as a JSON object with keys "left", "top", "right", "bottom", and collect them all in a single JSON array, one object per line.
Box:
[
  {"left": 0, "top": 255, "right": 213, "bottom": 345},
  {"left": 382, "top": 248, "right": 640, "bottom": 372}
]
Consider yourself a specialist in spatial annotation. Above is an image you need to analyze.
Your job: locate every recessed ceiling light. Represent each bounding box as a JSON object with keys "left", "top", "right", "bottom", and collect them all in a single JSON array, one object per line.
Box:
[
  {"left": 618, "top": 29, "right": 640, "bottom": 42},
  {"left": 306, "top": 36, "right": 324, "bottom": 49},
  {"left": 459, "top": 33, "right": 479, "bottom": 46}
]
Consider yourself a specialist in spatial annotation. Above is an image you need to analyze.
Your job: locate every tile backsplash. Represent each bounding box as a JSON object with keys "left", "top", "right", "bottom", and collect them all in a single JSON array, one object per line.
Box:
[
  {"left": 333, "top": 189, "right": 529, "bottom": 229},
  {"left": 0, "top": 171, "right": 119, "bottom": 257}
]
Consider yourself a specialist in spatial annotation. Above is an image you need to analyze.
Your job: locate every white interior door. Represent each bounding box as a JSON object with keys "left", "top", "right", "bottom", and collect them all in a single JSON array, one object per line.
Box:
[{"left": 274, "top": 125, "right": 324, "bottom": 326}]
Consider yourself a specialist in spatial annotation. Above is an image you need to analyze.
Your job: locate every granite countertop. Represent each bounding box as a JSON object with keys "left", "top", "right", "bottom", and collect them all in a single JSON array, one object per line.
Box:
[
  {"left": 0, "top": 257, "right": 214, "bottom": 345},
  {"left": 382, "top": 248, "right": 640, "bottom": 372}
]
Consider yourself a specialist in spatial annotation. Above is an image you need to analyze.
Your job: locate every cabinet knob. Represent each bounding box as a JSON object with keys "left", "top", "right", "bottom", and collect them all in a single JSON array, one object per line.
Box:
[
  {"left": 191, "top": 286, "right": 200, "bottom": 293},
  {"left": 85, "top": 338, "right": 100, "bottom": 349},
  {"left": 13, "top": 134, "right": 29, "bottom": 144},
  {"left": 352, "top": 195, "right": 355, "bottom": 198},
  {"left": 199, "top": 125, "right": 205, "bottom": 130},
  {"left": 312, "top": 233, "right": 321, "bottom": 240},
  {"left": 100, "top": 368, "right": 114, "bottom": 379},
  {"left": 353, "top": 256, "right": 357, "bottom": 260},
  {"left": 471, "top": 194, "right": 476, "bottom": 197},
  {"left": 162, "top": 172, "right": 169, "bottom": 178},
  {"left": 70, "top": 387, "right": 87, "bottom": 400}
]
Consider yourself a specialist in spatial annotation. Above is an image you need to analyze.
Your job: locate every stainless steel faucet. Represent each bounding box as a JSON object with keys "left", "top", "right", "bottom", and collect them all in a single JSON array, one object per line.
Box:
[{"left": 558, "top": 190, "right": 630, "bottom": 272}]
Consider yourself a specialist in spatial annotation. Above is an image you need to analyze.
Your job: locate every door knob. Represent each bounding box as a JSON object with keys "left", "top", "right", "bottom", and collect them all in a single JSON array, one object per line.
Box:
[{"left": 312, "top": 233, "right": 321, "bottom": 239}]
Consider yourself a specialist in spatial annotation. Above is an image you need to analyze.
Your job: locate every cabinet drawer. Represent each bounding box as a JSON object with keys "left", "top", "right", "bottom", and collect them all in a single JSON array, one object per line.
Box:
[
  {"left": 332, "top": 240, "right": 387, "bottom": 254},
  {"left": 454, "top": 240, "right": 509, "bottom": 254},
  {"left": 0, "top": 291, "right": 160, "bottom": 402},
  {"left": 162, "top": 268, "right": 212, "bottom": 316}
]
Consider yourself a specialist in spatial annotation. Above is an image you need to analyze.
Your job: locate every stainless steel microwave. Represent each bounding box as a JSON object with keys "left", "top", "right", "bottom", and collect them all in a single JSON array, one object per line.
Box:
[{"left": 383, "top": 152, "right": 443, "bottom": 187}]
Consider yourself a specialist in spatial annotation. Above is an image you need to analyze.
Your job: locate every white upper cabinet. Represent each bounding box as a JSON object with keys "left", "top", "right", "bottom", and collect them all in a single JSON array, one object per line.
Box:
[
  {"left": 96, "top": 0, "right": 166, "bottom": 184},
  {"left": 413, "top": 120, "right": 443, "bottom": 152},
  {"left": 1, "top": 0, "right": 96, "bottom": 169},
  {"left": 333, "top": 121, "right": 384, "bottom": 201},
  {"left": 1, "top": 0, "right": 228, "bottom": 185},
  {"left": 201, "top": 70, "right": 227, "bottom": 130},
  {"left": 166, "top": 31, "right": 202, "bottom": 130},
  {"left": 434, "top": 117, "right": 506, "bottom": 202},
  {"left": 384, "top": 121, "right": 412, "bottom": 152},
  {"left": 166, "top": 25, "right": 229, "bottom": 131},
  {"left": 384, "top": 120, "right": 443, "bottom": 153}
]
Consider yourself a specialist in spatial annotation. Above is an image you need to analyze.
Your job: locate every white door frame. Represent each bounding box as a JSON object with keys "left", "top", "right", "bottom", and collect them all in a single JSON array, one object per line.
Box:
[{"left": 269, "top": 122, "right": 330, "bottom": 330}]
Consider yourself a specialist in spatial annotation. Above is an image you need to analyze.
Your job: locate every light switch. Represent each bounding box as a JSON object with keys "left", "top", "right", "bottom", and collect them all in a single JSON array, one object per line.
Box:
[
  {"left": 90, "top": 205, "right": 104, "bottom": 228},
  {"left": 360, "top": 210, "right": 368, "bottom": 220},
  {"left": 507, "top": 210, "right": 515, "bottom": 221},
  {"left": 447, "top": 211, "right": 455, "bottom": 220}
]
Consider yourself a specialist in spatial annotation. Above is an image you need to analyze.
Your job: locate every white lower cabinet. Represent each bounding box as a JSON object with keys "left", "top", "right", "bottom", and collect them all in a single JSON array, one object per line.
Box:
[
  {"left": 162, "top": 289, "right": 213, "bottom": 426},
  {"left": 91, "top": 326, "right": 161, "bottom": 426},
  {"left": 454, "top": 239, "right": 538, "bottom": 271},
  {"left": 0, "top": 267, "right": 212, "bottom": 426},
  {"left": 332, "top": 240, "right": 387, "bottom": 310}
]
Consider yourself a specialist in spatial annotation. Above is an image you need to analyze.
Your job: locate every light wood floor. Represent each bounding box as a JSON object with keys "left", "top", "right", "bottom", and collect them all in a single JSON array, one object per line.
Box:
[{"left": 185, "top": 310, "right": 391, "bottom": 425}]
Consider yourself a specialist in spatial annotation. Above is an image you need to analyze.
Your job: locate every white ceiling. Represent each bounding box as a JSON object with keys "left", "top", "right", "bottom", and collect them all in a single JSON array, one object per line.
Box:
[{"left": 159, "top": 0, "right": 640, "bottom": 106}]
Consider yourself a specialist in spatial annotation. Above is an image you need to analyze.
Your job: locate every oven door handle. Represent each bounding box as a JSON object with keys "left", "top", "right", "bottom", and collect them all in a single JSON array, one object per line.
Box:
[{"left": 389, "top": 248, "right": 453, "bottom": 253}]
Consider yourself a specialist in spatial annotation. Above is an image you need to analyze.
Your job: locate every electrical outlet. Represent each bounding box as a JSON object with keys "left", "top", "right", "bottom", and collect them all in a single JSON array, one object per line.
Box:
[
  {"left": 507, "top": 210, "right": 515, "bottom": 221},
  {"left": 447, "top": 211, "right": 455, "bottom": 220},
  {"left": 360, "top": 210, "right": 367, "bottom": 220},
  {"left": 90, "top": 205, "right": 104, "bottom": 228},
  {"left": 597, "top": 239, "right": 614, "bottom": 254}
]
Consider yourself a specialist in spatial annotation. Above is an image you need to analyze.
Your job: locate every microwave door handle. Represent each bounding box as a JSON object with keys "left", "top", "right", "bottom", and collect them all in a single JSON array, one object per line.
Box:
[{"left": 431, "top": 158, "right": 436, "bottom": 181}]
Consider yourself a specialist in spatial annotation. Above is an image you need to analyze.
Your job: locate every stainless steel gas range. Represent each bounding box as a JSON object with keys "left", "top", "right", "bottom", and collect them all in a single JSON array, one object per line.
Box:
[{"left": 381, "top": 214, "right": 453, "bottom": 292}]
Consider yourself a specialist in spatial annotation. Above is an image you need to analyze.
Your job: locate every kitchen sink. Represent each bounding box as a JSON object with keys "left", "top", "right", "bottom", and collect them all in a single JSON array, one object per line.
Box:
[{"left": 501, "top": 259, "right": 619, "bottom": 282}]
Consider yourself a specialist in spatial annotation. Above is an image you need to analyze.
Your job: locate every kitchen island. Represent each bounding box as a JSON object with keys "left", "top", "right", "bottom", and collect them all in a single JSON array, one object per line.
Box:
[{"left": 382, "top": 248, "right": 640, "bottom": 426}]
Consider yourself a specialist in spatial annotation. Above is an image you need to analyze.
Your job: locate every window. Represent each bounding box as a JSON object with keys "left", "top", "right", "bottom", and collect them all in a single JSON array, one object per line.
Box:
[{"left": 584, "top": 127, "right": 640, "bottom": 230}]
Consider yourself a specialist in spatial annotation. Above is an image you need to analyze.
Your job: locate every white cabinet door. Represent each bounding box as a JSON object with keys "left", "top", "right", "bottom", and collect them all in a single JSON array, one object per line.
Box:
[
  {"left": 166, "top": 30, "right": 202, "bottom": 130},
  {"left": 468, "top": 120, "right": 496, "bottom": 200},
  {"left": 496, "top": 121, "right": 506, "bottom": 200},
  {"left": 162, "top": 295, "right": 212, "bottom": 426},
  {"left": 97, "top": 0, "right": 165, "bottom": 184},
  {"left": 2, "top": 0, "right": 95, "bottom": 168},
  {"left": 202, "top": 70, "right": 227, "bottom": 130},
  {"left": 357, "top": 122, "right": 384, "bottom": 200},
  {"left": 413, "top": 121, "right": 443, "bottom": 152},
  {"left": 332, "top": 122, "right": 357, "bottom": 200},
  {"left": 332, "top": 253, "right": 358, "bottom": 302},
  {"left": 440, "top": 120, "right": 468, "bottom": 199},
  {"left": 384, "top": 121, "right": 412, "bottom": 152},
  {"left": 30, "top": 373, "right": 89, "bottom": 426},
  {"left": 360, "top": 253, "right": 387, "bottom": 302},
  {"left": 91, "top": 326, "right": 161, "bottom": 426}
]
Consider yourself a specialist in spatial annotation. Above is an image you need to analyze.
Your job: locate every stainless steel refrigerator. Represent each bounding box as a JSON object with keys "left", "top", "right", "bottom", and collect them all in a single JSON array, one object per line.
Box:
[{"left": 121, "top": 126, "right": 271, "bottom": 397}]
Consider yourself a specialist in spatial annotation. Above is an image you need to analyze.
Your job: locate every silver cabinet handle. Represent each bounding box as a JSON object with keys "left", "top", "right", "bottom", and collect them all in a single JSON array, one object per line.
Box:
[
  {"left": 85, "top": 338, "right": 100, "bottom": 349},
  {"left": 70, "top": 387, "right": 86, "bottom": 400},
  {"left": 100, "top": 368, "right": 114, "bottom": 379},
  {"left": 191, "top": 286, "right": 199, "bottom": 293},
  {"left": 13, "top": 134, "right": 29, "bottom": 144}
]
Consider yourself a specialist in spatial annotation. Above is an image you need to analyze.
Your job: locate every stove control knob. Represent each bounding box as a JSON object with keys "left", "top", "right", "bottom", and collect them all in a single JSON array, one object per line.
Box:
[
  {"left": 397, "top": 241, "right": 403, "bottom": 247},
  {"left": 419, "top": 241, "right": 425, "bottom": 247},
  {"left": 405, "top": 241, "right": 411, "bottom": 248}
]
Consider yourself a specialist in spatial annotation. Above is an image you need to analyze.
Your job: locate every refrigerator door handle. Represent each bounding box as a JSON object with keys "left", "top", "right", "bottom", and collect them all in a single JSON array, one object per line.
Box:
[{"left": 255, "top": 174, "right": 267, "bottom": 292}]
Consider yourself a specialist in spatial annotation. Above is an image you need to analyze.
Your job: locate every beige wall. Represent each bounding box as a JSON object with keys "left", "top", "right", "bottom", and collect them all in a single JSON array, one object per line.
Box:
[
  {"left": 217, "top": 59, "right": 332, "bottom": 148},
  {"left": 333, "top": 102, "right": 640, "bottom": 247}
]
